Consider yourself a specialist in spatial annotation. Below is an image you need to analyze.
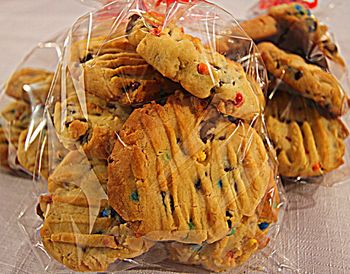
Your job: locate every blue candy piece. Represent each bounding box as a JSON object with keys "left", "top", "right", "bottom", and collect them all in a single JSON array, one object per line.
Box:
[
  {"left": 130, "top": 191, "right": 139, "bottom": 201},
  {"left": 101, "top": 208, "right": 111, "bottom": 217},
  {"left": 217, "top": 179, "right": 223, "bottom": 189},
  {"left": 258, "top": 222, "right": 269, "bottom": 231},
  {"left": 295, "top": 4, "right": 303, "bottom": 11}
]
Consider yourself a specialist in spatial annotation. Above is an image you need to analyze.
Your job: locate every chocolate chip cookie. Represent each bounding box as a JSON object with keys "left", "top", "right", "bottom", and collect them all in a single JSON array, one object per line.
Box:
[
  {"left": 266, "top": 89, "right": 349, "bottom": 177},
  {"left": 108, "top": 92, "right": 273, "bottom": 244},
  {"left": 4, "top": 67, "right": 54, "bottom": 104},
  {"left": 258, "top": 42, "right": 348, "bottom": 117},
  {"left": 54, "top": 93, "right": 130, "bottom": 160},
  {"left": 239, "top": 3, "right": 345, "bottom": 66},
  {"left": 127, "top": 17, "right": 264, "bottom": 120},
  {"left": 83, "top": 50, "right": 178, "bottom": 105}
]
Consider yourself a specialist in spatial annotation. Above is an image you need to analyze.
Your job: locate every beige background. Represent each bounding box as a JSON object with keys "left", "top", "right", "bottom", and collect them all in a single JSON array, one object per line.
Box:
[{"left": 0, "top": 0, "right": 350, "bottom": 273}]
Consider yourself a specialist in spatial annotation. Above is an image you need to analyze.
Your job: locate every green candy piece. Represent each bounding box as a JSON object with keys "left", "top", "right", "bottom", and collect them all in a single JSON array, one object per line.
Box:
[{"left": 227, "top": 227, "right": 236, "bottom": 236}]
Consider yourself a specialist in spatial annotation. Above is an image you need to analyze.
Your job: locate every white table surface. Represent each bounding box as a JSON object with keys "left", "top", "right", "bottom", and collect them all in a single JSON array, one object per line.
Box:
[{"left": 0, "top": 1, "right": 350, "bottom": 274}]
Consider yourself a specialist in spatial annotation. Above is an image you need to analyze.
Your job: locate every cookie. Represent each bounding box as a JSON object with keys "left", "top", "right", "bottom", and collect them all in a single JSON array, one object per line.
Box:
[
  {"left": 83, "top": 50, "right": 178, "bottom": 105},
  {"left": 54, "top": 93, "right": 130, "bottom": 160},
  {"left": 240, "top": 14, "right": 279, "bottom": 41},
  {"left": 4, "top": 68, "right": 54, "bottom": 104},
  {"left": 236, "top": 4, "right": 345, "bottom": 67},
  {"left": 48, "top": 150, "right": 108, "bottom": 193},
  {"left": 0, "top": 101, "right": 31, "bottom": 168},
  {"left": 108, "top": 92, "right": 273, "bottom": 244},
  {"left": 166, "top": 173, "right": 280, "bottom": 272},
  {"left": 39, "top": 151, "right": 154, "bottom": 272},
  {"left": 17, "top": 129, "right": 48, "bottom": 178},
  {"left": 258, "top": 42, "right": 348, "bottom": 117},
  {"left": 0, "top": 125, "right": 9, "bottom": 167},
  {"left": 71, "top": 35, "right": 136, "bottom": 64},
  {"left": 127, "top": 17, "right": 264, "bottom": 120},
  {"left": 265, "top": 89, "right": 349, "bottom": 177}
]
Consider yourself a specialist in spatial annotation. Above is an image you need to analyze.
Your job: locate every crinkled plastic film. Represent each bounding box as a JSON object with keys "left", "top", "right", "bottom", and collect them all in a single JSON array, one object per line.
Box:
[
  {"left": 18, "top": 0, "right": 292, "bottom": 273},
  {"left": 241, "top": 1, "right": 350, "bottom": 186},
  {"left": 0, "top": 31, "right": 67, "bottom": 180}
]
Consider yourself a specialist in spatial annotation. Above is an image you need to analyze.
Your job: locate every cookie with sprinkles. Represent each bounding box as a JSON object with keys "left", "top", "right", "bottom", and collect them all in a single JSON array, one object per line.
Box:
[
  {"left": 258, "top": 42, "right": 348, "bottom": 117},
  {"left": 166, "top": 173, "right": 280, "bottom": 272},
  {"left": 265, "top": 89, "right": 349, "bottom": 178},
  {"left": 38, "top": 151, "right": 154, "bottom": 272},
  {"left": 126, "top": 16, "right": 264, "bottom": 120},
  {"left": 108, "top": 91, "right": 273, "bottom": 244}
]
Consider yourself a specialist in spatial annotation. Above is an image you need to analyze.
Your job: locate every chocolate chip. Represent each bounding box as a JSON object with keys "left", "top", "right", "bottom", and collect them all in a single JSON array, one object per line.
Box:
[
  {"left": 79, "top": 130, "right": 91, "bottom": 145},
  {"left": 80, "top": 52, "right": 93, "bottom": 63},
  {"left": 195, "top": 179, "right": 201, "bottom": 190},
  {"left": 234, "top": 182, "right": 238, "bottom": 193},
  {"left": 219, "top": 80, "right": 225, "bottom": 87},
  {"left": 294, "top": 71, "right": 303, "bottom": 80},
  {"left": 218, "top": 136, "right": 226, "bottom": 141},
  {"left": 227, "top": 219, "right": 232, "bottom": 228},
  {"left": 276, "top": 61, "right": 280, "bottom": 69},
  {"left": 126, "top": 14, "right": 141, "bottom": 34},
  {"left": 285, "top": 136, "right": 292, "bottom": 142},
  {"left": 122, "top": 82, "right": 141, "bottom": 93},
  {"left": 200, "top": 121, "right": 216, "bottom": 144},
  {"left": 226, "top": 211, "right": 233, "bottom": 217},
  {"left": 169, "top": 195, "right": 175, "bottom": 212},
  {"left": 224, "top": 166, "right": 233, "bottom": 172},
  {"left": 161, "top": 191, "right": 167, "bottom": 208},
  {"left": 276, "top": 148, "right": 282, "bottom": 155},
  {"left": 227, "top": 116, "right": 240, "bottom": 125},
  {"left": 107, "top": 102, "right": 117, "bottom": 109}
]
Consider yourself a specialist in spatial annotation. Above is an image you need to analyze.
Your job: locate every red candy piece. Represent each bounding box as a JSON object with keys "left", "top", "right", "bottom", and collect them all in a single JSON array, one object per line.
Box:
[
  {"left": 226, "top": 250, "right": 234, "bottom": 259},
  {"left": 312, "top": 162, "right": 321, "bottom": 172},
  {"left": 150, "top": 27, "right": 162, "bottom": 36},
  {"left": 233, "top": 92, "right": 244, "bottom": 107},
  {"left": 197, "top": 63, "right": 210, "bottom": 75}
]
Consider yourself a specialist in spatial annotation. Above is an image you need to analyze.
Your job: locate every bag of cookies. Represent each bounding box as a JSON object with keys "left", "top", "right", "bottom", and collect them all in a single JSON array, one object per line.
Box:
[
  {"left": 20, "top": 0, "right": 291, "bottom": 272},
  {"left": 239, "top": 1, "right": 350, "bottom": 185},
  {"left": 0, "top": 31, "right": 68, "bottom": 179}
]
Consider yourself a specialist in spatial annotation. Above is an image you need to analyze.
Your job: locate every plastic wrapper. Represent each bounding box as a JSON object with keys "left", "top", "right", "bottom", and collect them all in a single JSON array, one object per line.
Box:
[
  {"left": 235, "top": 1, "right": 350, "bottom": 186},
  {"left": 17, "top": 0, "right": 290, "bottom": 273},
  {"left": 0, "top": 31, "right": 68, "bottom": 179}
]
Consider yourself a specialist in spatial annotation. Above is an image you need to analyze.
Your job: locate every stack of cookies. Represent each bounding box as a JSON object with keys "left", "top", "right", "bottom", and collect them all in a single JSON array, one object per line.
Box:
[
  {"left": 34, "top": 11, "right": 281, "bottom": 273},
  {"left": 0, "top": 68, "right": 67, "bottom": 178},
  {"left": 2, "top": 2, "right": 348, "bottom": 273},
  {"left": 235, "top": 3, "right": 349, "bottom": 178}
]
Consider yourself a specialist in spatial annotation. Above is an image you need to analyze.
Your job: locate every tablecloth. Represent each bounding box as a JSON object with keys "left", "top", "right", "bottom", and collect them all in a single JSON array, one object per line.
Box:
[{"left": 0, "top": 0, "right": 350, "bottom": 273}]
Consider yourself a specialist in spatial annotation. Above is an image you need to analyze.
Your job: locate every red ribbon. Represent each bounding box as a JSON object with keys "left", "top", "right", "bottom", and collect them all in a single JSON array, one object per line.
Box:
[{"left": 259, "top": 0, "right": 318, "bottom": 10}]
